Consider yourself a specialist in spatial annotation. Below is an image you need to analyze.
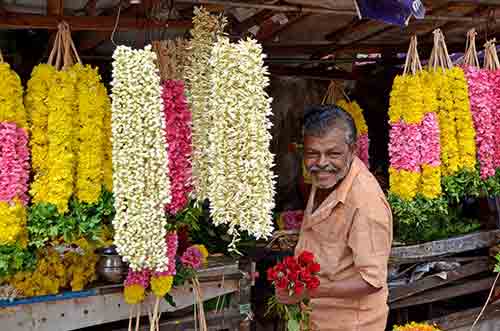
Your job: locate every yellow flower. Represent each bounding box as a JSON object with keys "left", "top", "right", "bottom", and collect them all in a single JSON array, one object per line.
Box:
[
  {"left": 194, "top": 244, "right": 209, "bottom": 263},
  {"left": 337, "top": 100, "right": 368, "bottom": 134},
  {"left": 150, "top": 275, "right": 174, "bottom": 297},
  {"left": 420, "top": 165, "right": 441, "bottom": 199},
  {"left": 402, "top": 74, "right": 425, "bottom": 124},
  {"left": 393, "top": 321, "right": 441, "bottom": 331},
  {"left": 389, "top": 75, "right": 406, "bottom": 123},
  {"left": 389, "top": 167, "right": 420, "bottom": 200},
  {"left": 0, "top": 200, "right": 26, "bottom": 246},
  {"left": 0, "top": 62, "right": 27, "bottom": 129},
  {"left": 447, "top": 67, "right": 476, "bottom": 170},
  {"left": 124, "top": 284, "right": 146, "bottom": 304},
  {"left": 101, "top": 85, "right": 113, "bottom": 192}
]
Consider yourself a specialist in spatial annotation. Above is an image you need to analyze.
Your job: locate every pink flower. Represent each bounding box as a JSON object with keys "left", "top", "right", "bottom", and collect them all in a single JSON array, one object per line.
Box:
[
  {"left": 389, "top": 121, "right": 422, "bottom": 172},
  {"left": 0, "top": 123, "right": 30, "bottom": 205},
  {"left": 124, "top": 268, "right": 151, "bottom": 288},
  {"left": 356, "top": 133, "right": 370, "bottom": 168},
  {"left": 162, "top": 80, "right": 193, "bottom": 215},
  {"left": 419, "top": 113, "right": 441, "bottom": 167},
  {"left": 282, "top": 210, "right": 304, "bottom": 230},
  {"left": 180, "top": 246, "right": 203, "bottom": 270},
  {"left": 463, "top": 65, "right": 496, "bottom": 178}
]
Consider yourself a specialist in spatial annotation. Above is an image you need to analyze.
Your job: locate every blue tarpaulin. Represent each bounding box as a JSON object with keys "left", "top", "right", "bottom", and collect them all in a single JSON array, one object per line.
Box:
[{"left": 354, "top": 0, "right": 425, "bottom": 26}]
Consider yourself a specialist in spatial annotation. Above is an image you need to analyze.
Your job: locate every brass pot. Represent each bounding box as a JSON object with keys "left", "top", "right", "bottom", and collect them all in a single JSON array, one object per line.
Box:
[{"left": 97, "top": 251, "right": 127, "bottom": 284}]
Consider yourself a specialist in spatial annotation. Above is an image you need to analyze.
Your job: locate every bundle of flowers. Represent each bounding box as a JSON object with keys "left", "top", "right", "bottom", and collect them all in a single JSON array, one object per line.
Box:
[
  {"left": 110, "top": 45, "right": 170, "bottom": 272},
  {"left": 267, "top": 251, "right": 321, "bottom": 331},
  {"left": 207, "top": 37, "right": 275, "bottom": 249},
  {"left": 0, "top": 60, "right": 27, "bottom": 129},
  {"left": 277, "top": 210, "right": 304, "bottom": 231},
  {"left": 162, "top": 80, "right": 192, "bottom": 215},
  {"left": 337, "top": 99, "right": 370, "bottom": 167},
  {"left": 184, "top": 7, "right": 226, "bottom": 202}
]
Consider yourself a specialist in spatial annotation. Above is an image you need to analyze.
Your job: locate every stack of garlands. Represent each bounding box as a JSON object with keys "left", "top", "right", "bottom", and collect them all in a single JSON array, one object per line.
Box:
[
  {"left": 322, "top": 81, "right": 370, "bottom": 167},
  {"left": 463, "top": 30, "right": 500, "bottom": 193},
  {"left": 0, "top": 51, "right": 32, "bottom": 279},
  {"left": 388, "top": 31, "right": 479, "bottom": 242},
  {"left": 16, "top": 22, "right": 113, "bottom": 294}
]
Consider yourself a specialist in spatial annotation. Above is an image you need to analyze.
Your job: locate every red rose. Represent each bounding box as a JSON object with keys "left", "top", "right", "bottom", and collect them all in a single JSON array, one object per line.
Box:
[
  {"left": 267, "top": 268, "right": 277, "bottom": 281},
  {"left": 299, "top": 270, "right": 312, "bottom": 283},
  {"left": 298, "top": 251, "right": 315, "bottom": 266},
  {"left": 284, "top": 256, "right": 298, "bottom": 269},
  {"left": 294, "top": 281, "right": 304, "bottom": 296},
  {"left": 308, "top": 262, "right": 321, "bottom": 274},
  {"left": 276, "top": 276, "right": 289, "bottom": 289},
  {"left": 288, "top": 270, "right": 299, "bottom": 282},
  {"left": 306, "top": 276, "right": 320, "bottom": 290}
]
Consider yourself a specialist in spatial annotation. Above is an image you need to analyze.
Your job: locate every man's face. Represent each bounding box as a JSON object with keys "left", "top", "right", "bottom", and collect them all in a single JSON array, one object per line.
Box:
[{"left": 303, "top": 127, "right": 354, "bottom": 190}]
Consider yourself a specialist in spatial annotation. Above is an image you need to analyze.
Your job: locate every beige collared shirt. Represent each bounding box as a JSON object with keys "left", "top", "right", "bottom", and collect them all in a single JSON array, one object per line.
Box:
[{"left": 295, "top": 157, "right": 393, "bottom": 331}]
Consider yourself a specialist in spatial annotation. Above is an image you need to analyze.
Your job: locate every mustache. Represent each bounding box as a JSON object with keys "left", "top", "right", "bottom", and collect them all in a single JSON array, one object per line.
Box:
[{"left": 308, "top": 164, "right": 339, "bottom": 173}]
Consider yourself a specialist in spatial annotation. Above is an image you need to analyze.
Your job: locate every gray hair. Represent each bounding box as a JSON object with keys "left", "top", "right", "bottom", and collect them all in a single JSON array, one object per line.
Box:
[{"left": 303, "top": 104, "right": 357, "bottom": 145}]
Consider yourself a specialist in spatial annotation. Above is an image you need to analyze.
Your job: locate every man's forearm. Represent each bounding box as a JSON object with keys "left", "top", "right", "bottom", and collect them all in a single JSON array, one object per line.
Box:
[{"left": 311, "top": 273, "right": 380, "bottom": 299}]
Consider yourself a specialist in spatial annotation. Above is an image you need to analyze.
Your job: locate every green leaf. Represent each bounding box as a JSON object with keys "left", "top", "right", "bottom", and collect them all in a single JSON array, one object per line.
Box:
[
  {"left": 164, "top": 293, "right": 176, "bottom": 307},
  {"left": 287, "top": 319, "right": 300, "bottom": 331}
]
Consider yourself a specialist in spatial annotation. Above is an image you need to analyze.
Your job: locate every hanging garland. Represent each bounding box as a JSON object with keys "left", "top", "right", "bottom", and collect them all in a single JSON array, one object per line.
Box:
[
  {"left": 207, "top": 37, "right": 275, "bottom": 249},
  {"left": 162, "top": 80, "right": 193, "bottom": 215},
  {"left": 110, "top": 45, "right": 170, "bottom": 272},
  {"left": 184, "top": 7, "right": 226, "bottom": 202}
]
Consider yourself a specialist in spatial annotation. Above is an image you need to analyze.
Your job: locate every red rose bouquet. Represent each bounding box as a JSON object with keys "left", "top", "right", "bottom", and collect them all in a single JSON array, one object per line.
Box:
[{"left": 267, "top": 251, "right": 321, "bottom": 331}]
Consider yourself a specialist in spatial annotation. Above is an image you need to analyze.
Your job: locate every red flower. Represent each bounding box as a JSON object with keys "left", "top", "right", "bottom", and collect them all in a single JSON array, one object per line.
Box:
[
  {"left": 276, "top": 276, "right": 289, "bottom": 290},
  {"left": 306, "top": 276, "right": 320, "bottom": 290},
  {"left": 299, "top": 270, "right": 312, "bottom": 283},
  {"left": 308, "top": 262, "right": 321, "bottom": 274},
  {"left": 288, "top": 270, "right": 299, "bottom": 282},
  {"left": 294, "top": 281, "right": 304, "bottom": 296},
  {"left": 267, "top": 268, "right": 277, "bottom": 281},
  {"left": 298, "top": 251, "right": 315, "bottom": 266}
]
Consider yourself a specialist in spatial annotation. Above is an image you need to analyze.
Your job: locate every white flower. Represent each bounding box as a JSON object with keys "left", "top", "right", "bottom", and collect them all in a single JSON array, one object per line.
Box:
[
  {"left": 110, "top": 45, "right": 171, "bottom": 272},
  {"left": 207, "top": 37, "right": 276, "bottom": 247}
]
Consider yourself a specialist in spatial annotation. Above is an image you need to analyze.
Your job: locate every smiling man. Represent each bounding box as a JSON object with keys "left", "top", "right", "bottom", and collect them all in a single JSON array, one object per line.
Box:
[{"left": 277, "top": 104, "right": 393, "bottom": 331}]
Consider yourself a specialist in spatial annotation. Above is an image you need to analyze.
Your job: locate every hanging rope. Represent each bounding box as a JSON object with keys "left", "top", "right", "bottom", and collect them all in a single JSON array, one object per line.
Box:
[{"left": 464, "top": 29, "right": 480, "bottom": 68}]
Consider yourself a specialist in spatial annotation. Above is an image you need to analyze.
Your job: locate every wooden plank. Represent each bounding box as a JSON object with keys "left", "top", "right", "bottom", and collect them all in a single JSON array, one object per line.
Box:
[
  {"left": 390, "top": 276, "right": 496, "bottom": 309},
  {"left": 0, "top": 279, "right": 239, "bottom": 331},
  {"left": 257, "top": 13, "right": 309, "bottom": 42},
  {"left": 47, "top": 0, "right": 64, "bottom": 16},
  {"left": 0, "top": 14, "right": 192, "bottom": 31},
  {"left": 389, "top": 260, "right": 490, "bottom": 303},
  {"left": 427, "top": 302, "right": 500, "bottom": 330},
  {"left": 390, "top": 230, "right": 500, "bottom": 262}
]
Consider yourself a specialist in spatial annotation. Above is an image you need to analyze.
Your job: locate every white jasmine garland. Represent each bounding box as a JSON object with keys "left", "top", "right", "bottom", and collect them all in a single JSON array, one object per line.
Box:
[
  {"left": 184, "top": 7, "right": 226, "bottom": 202},
  {"left": 207, "top": 37, "right": 276, "bottom": 249},
  {"left": 110, "top": 45, "right": 171, "bottom": 272}
]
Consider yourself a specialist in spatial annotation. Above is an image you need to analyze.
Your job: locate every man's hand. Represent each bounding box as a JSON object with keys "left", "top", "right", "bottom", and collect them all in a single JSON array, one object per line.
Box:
[{"left": 276, "top": 288, "right": 307, "bottom": 305}]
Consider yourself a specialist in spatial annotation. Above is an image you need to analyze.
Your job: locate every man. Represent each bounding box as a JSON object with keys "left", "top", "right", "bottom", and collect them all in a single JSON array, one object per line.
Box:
[{"left": 277, "top": 104, "right": 393, "bottom": 331}]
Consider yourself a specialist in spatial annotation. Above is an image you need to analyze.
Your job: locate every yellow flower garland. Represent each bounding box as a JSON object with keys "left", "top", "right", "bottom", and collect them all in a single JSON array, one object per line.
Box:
[
  {"left": 389, "top": 75, "right": 406, "bottom": 123},
  {"left": 0, "top": 62, "right": 27, "bottom": 129},
  {"left": 389, "top": 167, "right": 420, "bottom": 200},
  {"left": 448, "top": 67, "right": 476, "bottom": 170},
  {"left": 150, "top": 275, "right": 174, "bottom": 297},
  {"left": 434, "top": 71, "right": 459, "bottom": 176},
  {"left": 75, "top": 64, "right": 106, "bottom": 204},
  {"left": 26, "top": 64, "right": 57, "bottom": 201},
  {"left": 420, "top": 165, "right": 441, "bottom": 199},
  {"left": 101, "top": 85, "right": 113, "bottom": 192},
  {"left": 0, "top": 200, "right": 27, "bottom": 246},
  {"left": 393, "top": 322, "right": 441, "bottom": 331},
  {"left": 337, "top": 99, "right": 368, "bottom": 134}
]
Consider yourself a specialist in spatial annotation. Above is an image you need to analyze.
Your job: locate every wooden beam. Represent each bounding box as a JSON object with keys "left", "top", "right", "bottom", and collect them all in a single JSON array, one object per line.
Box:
[
  {"left": 231, "top": 9, "right": 275, "bottom": 34},
  {"left": 257, "top": 13, "right": 309, "bottom": 42},
  {"left": 427, "top": 301, "right": 500, "bottom": 330},
  {"left": 390, "top": 276, "right": 496, "bottom": 309},
  {"left": 268, "top": 64, "right": 356, "bottom": 80},
  {"left": 47, "top": 0, "right": 64, "bottom": 16},
  {"left": 0, "top": 14, "right": 192, "bottom": 31},
  {"left": 389, "top": 260, "right": 490, "bottom": 304}
]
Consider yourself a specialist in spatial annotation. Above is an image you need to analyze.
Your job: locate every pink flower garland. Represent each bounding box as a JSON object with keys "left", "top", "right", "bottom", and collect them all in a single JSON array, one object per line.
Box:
[
  {"left": 0, "top": 123, "right": 30, "bottom": 205},
  {"left": 180, "top": 246, "right": 203, "bottom": 270},
  {"left": 153, "top": 231, "right": 178, "bottom": 279},
  {"left": 463, "top": 65, "right": 496, "bottom": 178},
  {"left": 356, "top": 133, "right": 370, "bottom": 168},
  {"left": 419, "top": 113, "right": 441, "bottom": 167},
  {"left": 389, "top": 121, "right": 422, "bottom": 172},
  {"left": 124, "top": 268, "right": 151, "bottom": 289},
  {"left": 491, "top": 70, "right": 500, "bottom": 171},
  {"left": 162, "top": 80, "right": 192, "bottom": 215}
]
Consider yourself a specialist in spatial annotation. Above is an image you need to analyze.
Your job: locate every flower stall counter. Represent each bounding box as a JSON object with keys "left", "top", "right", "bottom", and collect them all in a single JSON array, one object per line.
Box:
[{"left": 0, "top": 257, "right": 247, "bottom": 331}]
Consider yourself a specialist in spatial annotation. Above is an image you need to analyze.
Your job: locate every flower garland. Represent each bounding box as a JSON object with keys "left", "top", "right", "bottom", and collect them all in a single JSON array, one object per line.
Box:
[
  {"left": 207, "top": 37, "right": 275, "bottom": 248},
  {"left": 26, "top": 64, "right": 57, "bottom": 201},
  {"left": 162, "top": 80, "right": 192, "bottom": 215},
  {"left": 111, "top": 45, "right": 170, "bottom": 272},
  {"left": 150, "top": 231, "right": 178, "bottom": 298},
  {"left": 0, "top": 60, "right": 30, "bottom": 254},
  {"left": 75, "top": 64, "right": 106, "bottom": 204},
  {"left": 393, "top": 322, "right": 441, "bottom": 331},
  {"left": 101, "top": 84, "right": 113, "bottom": 192},
  {"left": 184, "top": 7, "right": 226, "bottom": 202},
  {"left": 336, "top": 99, "right": 370, "bottom": 167}
]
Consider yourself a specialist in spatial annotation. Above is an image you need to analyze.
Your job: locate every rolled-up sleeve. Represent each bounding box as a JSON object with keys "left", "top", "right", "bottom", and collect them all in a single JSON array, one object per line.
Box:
[{"left": 347, "top": 200, "right": 392, "bottom": 289}]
